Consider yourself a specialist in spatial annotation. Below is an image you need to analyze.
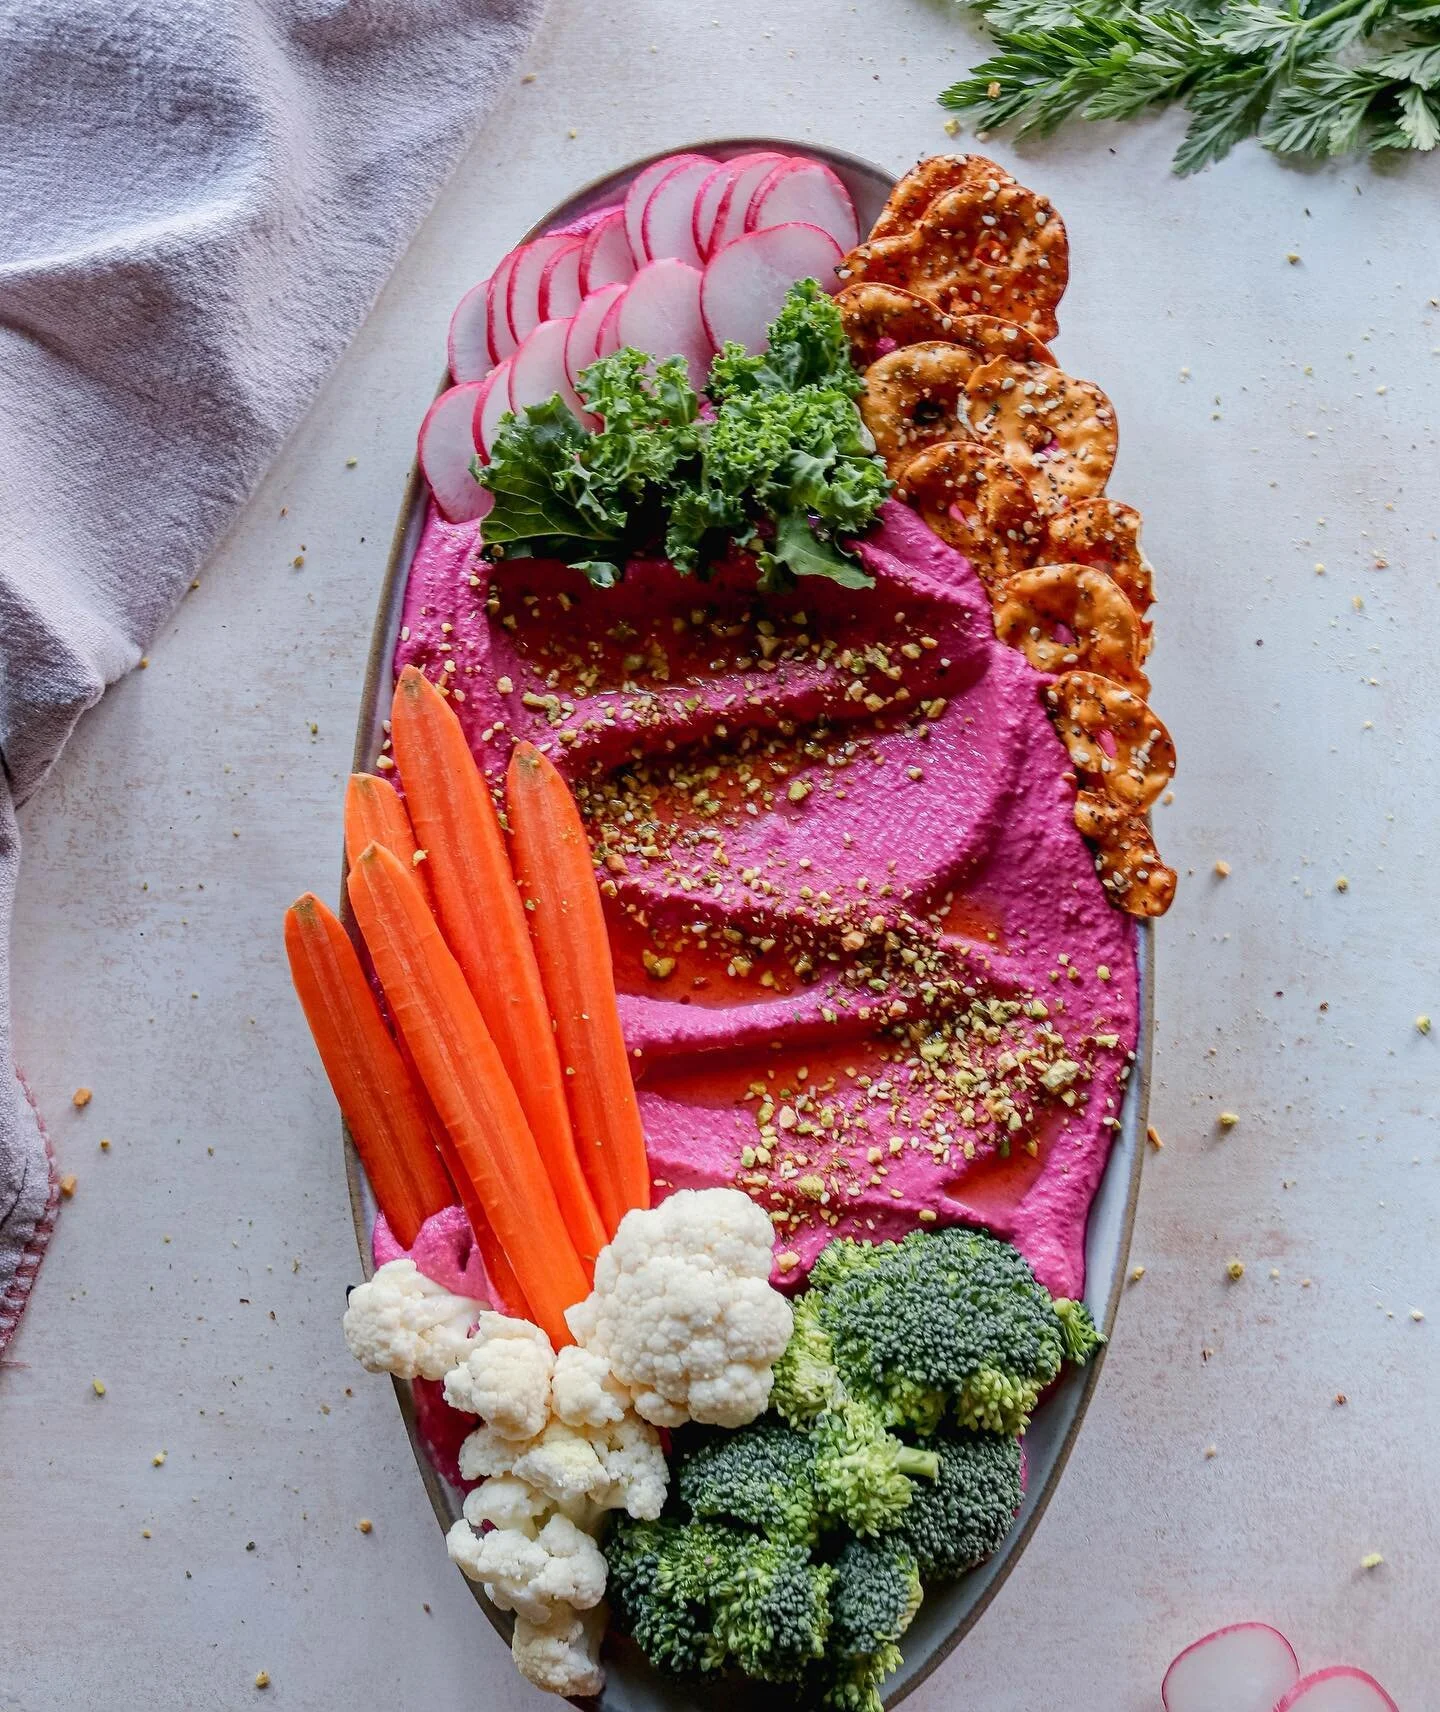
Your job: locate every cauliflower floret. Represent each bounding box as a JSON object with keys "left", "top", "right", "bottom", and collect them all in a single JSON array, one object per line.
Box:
[
  {"left": 458, "top": 1412, "right": 666, "bottom": 1520},
  {"left": 341, "top": 1258, "right": 483, "bottom": 1381},
  {"left": 442, "top": 1313, "right": 554, "bottom": 1438},
  {"left": 510, "top": 1419, "right": 611, "bottom": 1507},
  {"left": 446, "top": 1512, "right": 607, "bottom": 1624},
  {"left": 592, "top": 1413, "right": 668, "bottom": 1520},
  {"left": 511, "top": 1602, "right": 608, "bottom": 1698},
  {"left": 565, "top": 1188, "right": 793, "bottom": 1429},
  {"left": 550, "top": 1344, "right": 630, "bottom": 1428},
  {"left": 457, "top": 1421, "right": 529, "bottom": 1484},
  {"left": 463, "top": 1475, "right": 551, "bottom": 1536}
]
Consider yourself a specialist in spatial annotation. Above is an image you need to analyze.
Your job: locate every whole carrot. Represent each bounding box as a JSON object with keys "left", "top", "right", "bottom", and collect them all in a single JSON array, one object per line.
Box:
[
  {"left": 389, "top": 666, "right": 605, "bottom": 1268},
  {"left": 347, "top": 841, "right": 589, "bottom": 1346},
  {"left": 344, "top": 773, "right": 433, "bottom": 907},
  {"left": 284, "top": 894, "right": 454, "bottom": 1247},
  {"left": 506, "top": 742, "right": 650, "bottom": 1229}
]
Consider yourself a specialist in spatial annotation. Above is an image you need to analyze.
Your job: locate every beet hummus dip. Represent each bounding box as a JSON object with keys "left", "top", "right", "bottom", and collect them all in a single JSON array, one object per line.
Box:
[{"left": 389, "top": 498, "right": 1138, "bottom": 1305}]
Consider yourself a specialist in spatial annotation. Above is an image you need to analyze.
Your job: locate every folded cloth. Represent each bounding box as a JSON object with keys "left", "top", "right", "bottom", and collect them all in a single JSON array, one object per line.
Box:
[{"left": 0, "top": 0, "right": 543, "bottom": 1349}]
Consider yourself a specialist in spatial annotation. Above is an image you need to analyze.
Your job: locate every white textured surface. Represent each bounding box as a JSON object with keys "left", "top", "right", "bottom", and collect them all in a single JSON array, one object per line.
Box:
[{"left": 4, "top": 2, "right": 1439, "bottom": 1706}]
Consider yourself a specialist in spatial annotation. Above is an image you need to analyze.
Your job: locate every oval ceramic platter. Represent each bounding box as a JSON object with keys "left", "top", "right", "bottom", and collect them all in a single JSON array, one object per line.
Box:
[{"left": 345, "top": 138, "right": 1153, "bottom": 1710}]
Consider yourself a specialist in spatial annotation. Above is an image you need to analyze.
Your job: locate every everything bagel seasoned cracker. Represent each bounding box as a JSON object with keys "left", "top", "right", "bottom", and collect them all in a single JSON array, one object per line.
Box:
[
  {"left": 1046, "top": 672, "right": 1175, "bottom": 812},
  {"left": 860, "top": 343, "right": 977, "bottom": 468},
  {"left": 1044, "top": 499, "right": 1154, "bottom": 616},
  {"left": 838, "top": 284, "right": 962, "bottom": 367},
  {"left": 866, "top": 153, "right": 1001, "bottom": 242},
  {"left": 895, "top": 440, "right": 1041, "bottom": 586},
  {"left": 993, "top": 564, "right": 1148, "bottom": 691},
  {"left": 1073, "top": 790, "right": 1177, "bottom": 918},
  {"left": 967, "top": 359, "right": 1117, "bottom": 513}
]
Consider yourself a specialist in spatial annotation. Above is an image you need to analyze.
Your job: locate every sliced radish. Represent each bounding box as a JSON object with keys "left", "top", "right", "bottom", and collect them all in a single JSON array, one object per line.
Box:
[
  {"left": 508, "top": 318, "right": 584, "bottom": 421},
  {"left": 615, "top": 259, "right": 712, "bottom": 390},
  {"left": 640, "top": 157, "right": 715, "bottom": 268},
  {"left": 594, "top": 291, "right": 625, "bottom": 363},
  {"left": 538, "top": 238, "right": 584, "bottom": 321},
  {"left": 747, "top": 159, "right": 859, "bottom": 251},
  {"left": 1274, "top": 1669, "right": 1399, "bottom": 1712},
  {"left": 471, "top": 359, "right": 515, "bottom": 462},
  {"left": 485, "top": 250, "right": 525, "bottom": 364},
  {"left": 709, "top": 152, "right": 787, "bottom": 254},
  {"left": 691, "top": 162, "right": 735, "bottom": 259},
  {"left": 700, "top": 222, "right": 843, "bottom": 354},
  {"left": 624, "top": 153, "right": 712, "bottom": 265},
  {"left": 506, "top": 234, "right": 574, "bottom": 351},
  {"left": 447, "top": 278, "right": 494, "bottom": 383},
  {"left": 1161, "top": 1624, "right": 1299, "bottom": 1712},
  {"left": 418, "top": 383, "right": 490, "bottom": 523},
  {"left": 564, "top": 283, "right": 627, "bottom": 403},
  {"left": 578, "top": 210, "right": 636, "bottom": 295}
]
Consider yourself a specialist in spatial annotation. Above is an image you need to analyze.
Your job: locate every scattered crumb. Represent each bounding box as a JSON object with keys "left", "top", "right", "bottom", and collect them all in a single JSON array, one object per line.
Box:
[
  {"left": 357, "top": 1518, "right": 373, "bottom": 1534},
  {"left": 72, "top": 1088, "right": 92, "bottom": 1109},
  {"left": 1203, "top": 1444, "right": 1218, "bottom": 1459},
  {"left": 255, "top": 1672, "right": 271, "bottom": 1690},
  {"left": 1417, "top": 1015, "right": 1432, "bottom": 1035},
  {"left": 1269, "top": 1268, "right": 1280, "bottom": 1280},
  {"left": 345, "top": 457, "right": 358, "bottom": 469},
  {"left": 1410, "top": 1308, "right": 1425, "bottom": 1322},
  {"left": 1336, "top": 875, "right": 1349, "bottom": 892},
  {"left": 141, "top": 1528, "right": 152, "bottom": 1539},
  {"left": 1287, "top": 252, "right": 1300, "bottom": 264},
  {"left": 1214, "top": 860, "right": 1230, "bottom": 877},
  {"left": 1361, "top": 1552, "right": 1384, "bottom": 1571},
  {"left": 92, "top": 1378, "right": 107, "bottom": 1397},
  {"left": 1129, "top": 1265, "right": 1146, "bottom": 1284},
  {"left": 1146, "top": 1125, "right": 1164, "bottom": 1150},
  {"left": 1226, "top": 1259, "right": 1246, "bottom": 1281},
  {"left": 775, "top": 1251, "right": 801, "bottom": 1272},
  {"left": 916, "top": 1208, "right": 938, "bottom": 1224},
  {"left": 292, "top": 554, "right": 305, "bottom": 568},
  {"left": 138, "top": 658, "right": 149, "bottom": 669},
  {"left": 942, "top": 116, "right": 962, "bottom": 136},
  {"left": 153, "top": 1451, "right": 167, "bottom": 1467},
  {"left": 100, "top": 1138, "right": 111, "bottom": 1152},
  {"left": 59, "top": 1173, "right": 78, "bottom": 1198},
  {"left": 1335, "top": 1393, "right": 1348, "bottom": 1406},
  {"left": 1218, "top": 1111, "right": 1239, "bottom": 1130}
]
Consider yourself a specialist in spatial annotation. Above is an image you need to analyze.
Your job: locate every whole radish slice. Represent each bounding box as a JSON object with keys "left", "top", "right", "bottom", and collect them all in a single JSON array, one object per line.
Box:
[
  {"left": 564, "top": 282, "right": 627, "bottom": 397},
  {"left": 471, "top": 358, "right": 515, "bottom": 462},
  {"left": 640, "top": 157, "right": 715, "bottom": 267},
  {"left": 418, "top": 383, "right": 490, "bottom": 523},
  {"left": 447, "top": 278, "right": 494, "bottom": 383},
  {"left": 486, "top": 250, "right": 524, "bottom": 363},
  {"left": 578, "top": 210, "right": 636, "bottom": 294},
  {"left": 615, "top": 260, "right": 712, "bottom": 390},
  {"left": 509, "top": 319, "right": 584, "bottom": 421},
  {"left": 1275, "top": 1669, "right": 1400, "bottom": 1712},
  {"left": 710, "top": 152, "right": 787, "bottom": 254},
  {"left": 506, "top": 234, "right": 574, "bottom": 350},
  {"left": 594, "top": 292, "right": 625, "bottom": 363},
  {"left": 700, "top": 222, "right": 843, "bottom": 354},
  {"left": 691, "top": 162, "right": 736, "bottom": 259},
  {"left": 1161, "top": 1624, "right": 1299, "bottom": 1712},
  {"left": 538, "top": 238, "right": 584, "bottom": 321},
  {"left": 747, "top": 159, "right": 859, "bottom": 251},
  {"left": 624, "top": 152, "right": 712, "bottom": 265}
]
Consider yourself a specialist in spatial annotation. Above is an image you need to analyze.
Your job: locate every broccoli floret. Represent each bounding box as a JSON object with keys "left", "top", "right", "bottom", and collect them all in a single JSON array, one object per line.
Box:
[
  {"left": 708, "top": 1532, "right": 836, "bottom": 1683},
  {"left": 812, "top": 1397, "right": 940, "bottom": 1537},
  {"left": 770, "top": 1289, "right": 843, "bottom": 1426},
  {"left": 883, "top": 1425, "right": 1023, "bottom": 1580},
  {"left": 1055, "top": 1295, "right": 1104, "bottom": 1365},
  {"left": 676, "top": 1416, "right": 822, "bottom": 1543},
  {"left": 816, "top": 1536, "right": 922, "bottom": 1712},
  {"left": 605, "top": 1517, "right": 727, "bottom": 1678},
  {"left": 809, "top": 1227, "right": 1103, "bottom": 1436}
]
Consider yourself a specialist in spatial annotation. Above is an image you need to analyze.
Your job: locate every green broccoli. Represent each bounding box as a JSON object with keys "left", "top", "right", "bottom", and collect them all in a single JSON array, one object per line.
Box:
[
  {"left": 707, "top": 1531, "right": 837, "bottom": 1684},
  {"left": 882, "top": 1425, "right": 1023, "bottom": 1581},
  {"left": 811, "top": 1397, "right": 940, "bottom": 1537},
  {"left": 808, "top": 1227, "right": 1104, "bottom": 1436},
  {"left": 676, "top": 1416, "right": 822, "bottom": 1544},
  {"left": 604, "top": 1517, "right": 728, "bottom": 1678},
  {"left": 770, "top": 1288, "right": 842, "bottom": 1426},
  {"left": 819, "top": 1537, "right": 923, "bottom": 1712}
]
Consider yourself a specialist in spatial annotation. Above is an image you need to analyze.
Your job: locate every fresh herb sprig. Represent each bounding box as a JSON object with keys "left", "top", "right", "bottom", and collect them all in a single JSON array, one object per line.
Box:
[
  {"left": 474, "top": 281, "right": 891, "bottom": 592},
  {"left": 938, "top": 0, "right": 1440, "bottom": 174}
]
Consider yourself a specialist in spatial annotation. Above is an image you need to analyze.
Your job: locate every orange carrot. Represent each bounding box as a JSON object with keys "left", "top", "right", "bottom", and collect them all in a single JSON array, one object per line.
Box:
[
  {"left": 506, "top": 742, "right": 650, "bottom": 1227},
  {"left": 389, "top": 665, "right": 606, "bottom": 1266},
  {"left": 284, "top": 894, "right": 455, "bottom": 1247},
  {"left": 347, "top": 841, "right": 589, "bottom": 1346},
  {"left": 463, "top": 1201, "right": 530, "bottom": 1323},
  {"left": 345, "top": 773, "right": 432, "bottom": 905}
]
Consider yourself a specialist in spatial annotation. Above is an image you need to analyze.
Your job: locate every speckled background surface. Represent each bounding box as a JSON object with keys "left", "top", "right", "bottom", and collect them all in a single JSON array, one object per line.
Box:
[{"left": 3, "top": 1, "right": 1438, "bottom": 1706}]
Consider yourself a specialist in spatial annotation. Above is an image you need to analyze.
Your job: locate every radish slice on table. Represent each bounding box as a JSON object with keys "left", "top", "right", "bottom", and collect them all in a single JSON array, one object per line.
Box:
[
  {"left": 747, "top": 159, "right": 859, "bottom": 251},
  {"left": 538, "top": 238, "right": 584, "bottom": 321},
  {"left": 709, "top": 152, "right": 786, "bottom": 254},
  {"left": 447, "top": 279, "right": 494, "bottom": 384},
  {"left": 1275, "top": 1669, "right": 1400, "bottom": 1712},
  {"left": 615, "top": 259, "right": 712, "bottom": 390},
  {"left": 471, "top": 358, "right": 515, "bottom": 462},
  {"left": 578, "top": 210, "right": 636, "bottom": 294},
  {"left": 640, "top": 157, "right": 715, "bottom": 267},
  {"left": 624, "top": 153, "right": 712, "bottom": 265},
  {"left": 508, "top": 318, "right": 584, "bottom": 420},
  {"left": 1161, "top": 1624, "right": 1300, "bottom": 1712},
  {"left": 700, "top": 222, "right": 843, "bottom": 354},
  {"left": 564, "top": 282, "right": 627, "bottom": 397},
  {"left": 506, "top": 234, "right": 573, "bottom": 350},
  {"left": 418, "top": 384, "right": 490, "bottom": 523},
  {"left": 485, "top": 250, "right": 524, "bottom": 363}
]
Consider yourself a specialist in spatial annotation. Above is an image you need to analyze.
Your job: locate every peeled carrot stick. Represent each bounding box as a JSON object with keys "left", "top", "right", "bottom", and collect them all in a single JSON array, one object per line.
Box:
[
  {"left": 506, "top": 742, "right": 650, "bottom": 1228},
  {"left": 464, "top": 1200, "right": 530, "bottom": 1323},
  {"left": 345, "top": 773, "right": 432, "bottom": 906},
  {"left": 284, "top": 894, "right": 455, "bottom": 1247},
  {"left": 389, "top": 665, "right": 606, "bottom": 1267},
  {"left": 347, "top": 841, "right": 589, "bottom": 1346}
]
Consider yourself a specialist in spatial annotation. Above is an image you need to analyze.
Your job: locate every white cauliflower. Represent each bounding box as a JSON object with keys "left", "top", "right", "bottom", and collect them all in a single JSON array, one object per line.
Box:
[
  {"left": 550, "top": 1344, "right": 630, "bottom": 1428},
  {"left": 446, "top": 1510, "right": 607, "bottom": 1624},
  {"left": 457, "top": 1412, "right": 667, "bottom": 1520},
  {"left": 511, "top": 1602, "right": 608, "bottom": 1698},
  {"left": 341, "top": 1258, "right": 483, "bottom": 1381},
  {"left": 464, "top": 1474, "right": 553, "bottom": 1535},
  {"left": 564, "top": 1188, "right": 793, "bottom": 1428},
  {"left": 442, "top": 1313, "right": 554, "bottom": 1438}
]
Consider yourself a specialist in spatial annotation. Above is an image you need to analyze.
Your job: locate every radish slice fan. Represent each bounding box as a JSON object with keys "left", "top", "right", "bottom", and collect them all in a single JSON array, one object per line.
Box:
[
  {"left": 746, "top": 159, "right": 859, "bottom": 252},
  {"left": 447, "top": 279, "right": 494, "bottom": 384},
  {"left": 700, "top": 222, "right": 843, "bottom": 355},
  {"left": 509, "top": 318, "right": 585, "bottom": 422},
  {"left": 417, "top": 384, "right": 490, "bottom": 523},
  {"left": 615, "top": 260, "right": 713, "bottom": 391},
  {"left": 471, "top": 359, "right": 514, "bottom": 462},
  {"left": 1274, "top": 1668, "right": 1400, "bottom": 1712},
  {"left": 1162, "top": 1624, "right": 1299, "bottom": 1712}
]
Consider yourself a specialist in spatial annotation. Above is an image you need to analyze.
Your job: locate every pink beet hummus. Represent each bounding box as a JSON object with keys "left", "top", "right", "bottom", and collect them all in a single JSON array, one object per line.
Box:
[{"left": 382, "top": 498, "right": 1137, "bottom": 1313}]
